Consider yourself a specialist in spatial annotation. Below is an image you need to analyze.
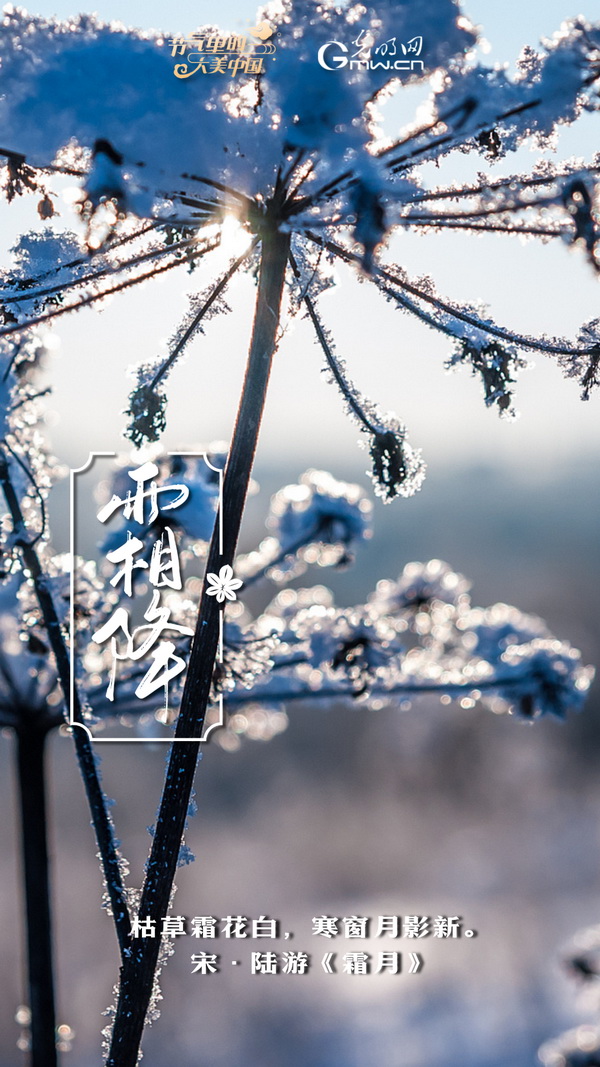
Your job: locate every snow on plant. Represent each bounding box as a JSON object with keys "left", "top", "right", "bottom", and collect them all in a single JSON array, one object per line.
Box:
[
  {"left": 1, "top": 4, "right": 600, "bottom": 495},
  {"left": 76, "top": 459, "right": 591, "bottom": 731},
  {"left": 538, "top": 924, "right": 600, "bottom": 1066},
  {"left": 0, "top": 361, "right": 594, "bottom": 1064},
  {"left": 0, "top": 0, "right": 598, "bottom": 1064}
]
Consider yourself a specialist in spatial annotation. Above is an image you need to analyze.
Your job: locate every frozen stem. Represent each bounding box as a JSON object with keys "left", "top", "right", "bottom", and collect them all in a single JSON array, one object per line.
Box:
[
  {"left": 107, "top": 222, "right": 290, "bottom": 1067},
  {"left": 0, "top": 447, "right": 132, "bottom": 959}
]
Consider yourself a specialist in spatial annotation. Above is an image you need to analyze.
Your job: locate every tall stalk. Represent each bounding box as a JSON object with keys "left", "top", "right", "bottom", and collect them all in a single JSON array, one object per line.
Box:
[
  {"left": 107, "top": 222, "right": 290, "bottom": 1067},
  {"left": 0, "top": 450, "right": 131, "bottom": 959},
  {"left": 16, "top": 724, "right": 58, "bottom": 1067}
]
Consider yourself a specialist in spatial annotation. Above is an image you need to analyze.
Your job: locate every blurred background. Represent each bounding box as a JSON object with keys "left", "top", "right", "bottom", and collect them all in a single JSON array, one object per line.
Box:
[{"left": 0, "top": 0, "right": 599, "bottom": 1064}]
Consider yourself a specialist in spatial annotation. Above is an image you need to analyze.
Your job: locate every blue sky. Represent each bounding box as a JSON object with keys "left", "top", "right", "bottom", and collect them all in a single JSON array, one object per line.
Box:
[{"left": 25, "top": 0, "right": 599, "bottom": 60}]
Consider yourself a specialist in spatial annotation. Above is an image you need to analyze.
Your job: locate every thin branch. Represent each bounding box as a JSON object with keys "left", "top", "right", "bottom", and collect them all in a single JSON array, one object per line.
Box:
[
  {"left": 288, "top": 248, "right": 381, "bottom": 435},
  {"left": 308, "top": 194, "right": 564, "bottom": 234},
  {"left": 15, "top": 726, "right": 58, "bottom": 1067},
  {"left": 283, "top": 106, "right": 467, "bottom": 217},
  {"left": 1, "top": 439, "right": 47, "bottom": 545},
  {"left": 0, "top": 240, "right": 220, "bottom": 341},
  {"left": 277, "top": 150, "right": 305, "bottom": 197},
  {"left": 300, "top": 213, "right": 565, "bottom": 240},
  {"left": 286, "top": 158, "right": 317, "bottom": 202},
  {"left": 148, "top": 238, "right": 259, "bottom": 392},
  {"left": 376, "top": 261, "right": 596, "bottom": 358},
  {"left": 375, "top": 273, "right": 494, "bottom": 345},
  {"left": 0, "top": 145, "right": 84, "bottom": 178},
  {"left": 398, "top": 192, "right": 559, "bottom": 224},
  {"left": 384, "top": 78, "right": 596, "bottom": 176},
  {"left": 9, "top": 387, "right": 52, "bottom": 411},
  {"left": 0, "top": 449, "right": 132, "bottom": 960},
  {"left": 1, "top": 220, "right": 159, "bottom": 294},
  {"left": 307, "top": 233, "right": 598, "bottom": 359},
  {"left": 179, "top": 171, "right": 255, "bottom": 211},
  {"left": 2, "top": 233, "right": 207, "bottom": 308},
  {"left": 0, "top": 145, "right": 255, "bottom": 210},
  {"left": 222, "top": 668, "right": 546, "bottom": 705},
  {"left": 107, "top": 223, "right": 291, "bottom": 1067},
  {"left": 399, "top": 163, "right": 600, "bottom": 206},
  {"left": 373, "top": 102, "right": 475, "bottom": 163},
  {"left": 241, "top": 525, "right": 329, "bottom": 590},
  {"left": 394, "top": 219, "right": 565, "bottom": 237},
  {"left": 288, "top": 77, "right": 600, "bottom": 220},
  {"left": 167, "top": 191, "right": 224, "bottom": 214},
  {"left": 384, "top": 95, "right": 546, "bottom": 175}
]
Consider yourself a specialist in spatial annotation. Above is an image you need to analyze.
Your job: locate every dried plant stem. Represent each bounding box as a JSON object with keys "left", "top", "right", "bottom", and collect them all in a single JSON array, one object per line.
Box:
[
  {"left": 0, "top": 241, "right": 218, "bottom": 342},
  {"left": 107, "top": 223, "right": 290, "bottom": 1067},
  {"left": 149, "top": 238, "right": 259, "bottom": 392},
  {"left": 15, "top": 724, "right": 58, "bottom": 1067},
  {"left": 307, "top": 232, "right": 596, "bottom": 359},
  {"left": 0, "top": 450, "right": 131, "bottom": 959}
]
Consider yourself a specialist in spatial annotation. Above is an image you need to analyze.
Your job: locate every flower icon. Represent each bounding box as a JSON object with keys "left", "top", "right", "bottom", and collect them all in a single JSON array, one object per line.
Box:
[{"left": 205, "top": 564, "right": 243, "bottom": 604}]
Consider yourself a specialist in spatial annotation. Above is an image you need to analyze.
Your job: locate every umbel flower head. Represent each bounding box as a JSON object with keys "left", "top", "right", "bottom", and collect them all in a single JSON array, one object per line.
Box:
[
  {"left": 0, "top": 3, "right": 595, "bottom": 738},
  {"left": 0, "top": 1, "right": 599, "bottom": 498},
  {"left": 0, "top": 10, "right": 598, "bottom": 1063}
]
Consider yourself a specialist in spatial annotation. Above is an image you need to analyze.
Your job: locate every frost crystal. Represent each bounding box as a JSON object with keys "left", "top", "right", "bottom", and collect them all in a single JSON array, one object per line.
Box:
[
  {"left": 0, "top": 2, "right": 598, "bottom": 432},
  {"left": 0, "top": 4, "right": 598, "bottom": 1062},
  {"left": 495, "top": 639, "right": 592, "bottom": 720},
  {"left": 262, "top": 469, "right": 372, "bottom": 574},
  {"left": 124, "top": 374, "right": 167, "bottom": 448},
  {"left": 447, "top": 339, "right": 528, "bottom": 416}
]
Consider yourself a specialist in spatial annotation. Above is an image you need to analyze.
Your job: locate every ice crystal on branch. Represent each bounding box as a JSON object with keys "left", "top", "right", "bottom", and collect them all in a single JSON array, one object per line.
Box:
[
  {"left": 219, "top": 528, "right": 593, "bottom": 739},
  {"left": 0, "top": 5, "right": 598, "bottom": 1062},
  {"left": 0, "top": 0, "right": 598, "bottom": 454},
  {"left": 448, "top": 339, "right": 528, "bottom": 415},
  {"left": 350, "top": 176, "right": 387, "bottom": 274},
  {"left": 267, "top": 469, "right": 372, "bottom": 562},
  {"left": 124, "top": 374, "right": 167, "bottom": 449},
  {"left": 368, "top": 423, "right": 426, "bottom": 501},
  {"left": 290, "top": 250, "right": 426, "bottom": 499},
  {"left": 494, "top": 639, "right": 592, "bottom": 720},
  {"left": 53, "top": 460, "right": 590, "bottom": 738},
  {"left": 0, "top": 150, "right": 40, "bottom": 202},
  {"left": 560, "top": 319, "right": 600, "bottom": 399},
  {"left": 370, "top": 559, "right": 470, "bottom": 613},
  {"left": 563, "top": 178, "right": 599, "bottom": 271}
]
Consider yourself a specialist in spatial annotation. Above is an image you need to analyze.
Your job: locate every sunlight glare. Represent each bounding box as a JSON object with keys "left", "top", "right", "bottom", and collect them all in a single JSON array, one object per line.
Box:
[{"left": 218, "top": 214, "right": 253, "bottom": 258}]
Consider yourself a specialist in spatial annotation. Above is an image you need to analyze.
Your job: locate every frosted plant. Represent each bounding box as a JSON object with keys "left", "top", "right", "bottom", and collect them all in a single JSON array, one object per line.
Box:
[
  {"left": 0, "top": 0, "right": 598, "bottom": 1064},
  {"left": 1, "top": 2, "right": 600, "bottom": 495},
  {"left": 540, "top": 1029, "right": 600, "bottom": 1067},
  {"left": 539, "top": 924, "right": 600, "bottom": 1066},
  {"left": 83, "top": 463, "right": 593, "bottom": 731},
  {"left": 0, "top": 423, "right": 594, "bottom": 1065}
]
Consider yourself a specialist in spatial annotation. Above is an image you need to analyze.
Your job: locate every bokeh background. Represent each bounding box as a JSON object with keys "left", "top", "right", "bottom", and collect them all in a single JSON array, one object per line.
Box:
[{"left": 1, "top": 1, "right": 599, "bottom": 1064}]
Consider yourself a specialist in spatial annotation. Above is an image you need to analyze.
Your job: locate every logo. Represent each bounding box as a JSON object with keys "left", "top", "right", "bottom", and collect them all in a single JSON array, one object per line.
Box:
[
  {"left": 248, "top": 21, "right": 275, "bottom": 41},
  {"left": 169, "top": 21, "right": 276, "bottom": 78},
  {"left": 318, "top": 30, "right": 424, "bottom": 73}
]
